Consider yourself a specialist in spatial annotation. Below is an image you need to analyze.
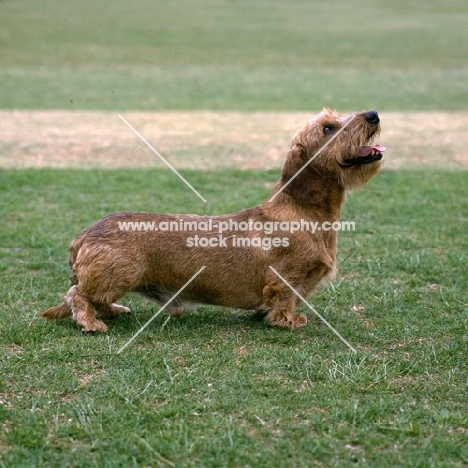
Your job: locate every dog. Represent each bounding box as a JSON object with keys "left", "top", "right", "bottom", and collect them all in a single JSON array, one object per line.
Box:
[{"left": 41, "top": 108, "right": 385, "bottom": 333}]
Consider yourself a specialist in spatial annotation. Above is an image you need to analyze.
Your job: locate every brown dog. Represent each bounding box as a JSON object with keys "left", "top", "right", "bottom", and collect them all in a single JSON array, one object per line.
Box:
[{"left": 42, "top": 108, "right": 385, "bottom": 332}]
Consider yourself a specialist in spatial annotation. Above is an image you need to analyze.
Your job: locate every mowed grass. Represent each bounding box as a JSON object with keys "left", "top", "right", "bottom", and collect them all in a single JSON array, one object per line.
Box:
[
  {"left": 1, "top": 0, "right": 468, "bottom": 111},
  {"left": 0, "top": 168, "right": 467, "bottom": 467},
  {"left": 1, "top": 0, "right": 468, "bottom": 465}
]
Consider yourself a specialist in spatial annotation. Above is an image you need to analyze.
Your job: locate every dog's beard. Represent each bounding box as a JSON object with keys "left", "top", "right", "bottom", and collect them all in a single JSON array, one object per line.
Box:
[{"left": 338, "top": 158, "right": 383, "bottom": 190}]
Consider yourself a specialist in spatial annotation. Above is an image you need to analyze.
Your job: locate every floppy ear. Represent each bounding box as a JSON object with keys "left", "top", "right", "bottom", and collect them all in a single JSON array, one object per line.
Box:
[{"left": 280, "top": 144, "right": 327, "bottom": 205}]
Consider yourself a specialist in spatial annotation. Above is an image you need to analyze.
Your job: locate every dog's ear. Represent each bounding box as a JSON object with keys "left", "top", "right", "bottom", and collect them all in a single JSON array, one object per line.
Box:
[{"left": 280, "top": 144, "right": 327, "bottom": 205}]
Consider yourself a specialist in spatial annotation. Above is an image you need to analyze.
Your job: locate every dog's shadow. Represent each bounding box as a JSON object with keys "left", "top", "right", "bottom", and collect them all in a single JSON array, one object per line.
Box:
[
  {"left": 112, "top": 304, "right": 322, "bottom": 340},
  {"left": 116, "top": 305, "right": 263, "bottom": 333},
  {"left": 41, "top": 304, "right": 319, "bottom": 341}
]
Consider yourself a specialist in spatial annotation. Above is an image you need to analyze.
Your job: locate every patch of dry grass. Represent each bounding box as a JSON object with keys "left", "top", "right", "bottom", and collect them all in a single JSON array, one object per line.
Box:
[{"left": 1, "top": 111, "right": 467, "bottom": 170}]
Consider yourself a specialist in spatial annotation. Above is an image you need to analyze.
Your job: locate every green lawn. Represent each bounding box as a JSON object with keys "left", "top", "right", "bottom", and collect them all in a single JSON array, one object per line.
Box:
[
  {"left": 0, "top": 168, "right": 467, "bottom": 467},
  {"left": 1, "top": 0, "right": 468, "bottom": 111},
  {"left": 1, "top": 0, "right": 468, "bottom": 465}
]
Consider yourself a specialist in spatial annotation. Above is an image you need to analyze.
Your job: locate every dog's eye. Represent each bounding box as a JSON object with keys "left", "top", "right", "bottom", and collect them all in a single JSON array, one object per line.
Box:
[{"left": 323, "top": 125, "right": 335, "bottom": 135}]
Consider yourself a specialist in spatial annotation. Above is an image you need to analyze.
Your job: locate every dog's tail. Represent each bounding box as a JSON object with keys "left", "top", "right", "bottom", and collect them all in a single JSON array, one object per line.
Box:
[
  {"left": 41, "top": 303, "right": 72, "bottom": 320},
  {"left": 42, "top": 236, "right": 81, "bottom": 321}
]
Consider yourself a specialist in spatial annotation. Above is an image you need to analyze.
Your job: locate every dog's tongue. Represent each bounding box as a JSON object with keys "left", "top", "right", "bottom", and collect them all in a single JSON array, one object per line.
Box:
[{"left": 358, "top": 144, "right": 386, "bottom": 157}]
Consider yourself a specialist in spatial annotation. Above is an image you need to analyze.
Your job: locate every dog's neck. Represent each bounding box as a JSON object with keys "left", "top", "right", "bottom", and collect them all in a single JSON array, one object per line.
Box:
[{"left": 263, "top": 180, "right": 346, "bottom": 223}]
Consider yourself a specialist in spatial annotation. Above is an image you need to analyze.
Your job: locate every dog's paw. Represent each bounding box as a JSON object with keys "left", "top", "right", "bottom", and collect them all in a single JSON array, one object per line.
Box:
[
  {"left": 110, "top": 304, "right": 131, "bottom": 315},
  {"left": 168, "top": 305, "right": 183, "bottom": 318},
  {"left": 95, "top": 303, "right": 131, "bottom": 319},
  {"left": 289, "top": 313, "right": 307, "bottom": 330},
  {"left": 80, "top": 319, "right": 108, "bottom": 333},
  {"left": 265, "top": 312, "right": 308, "bottom": 330}
]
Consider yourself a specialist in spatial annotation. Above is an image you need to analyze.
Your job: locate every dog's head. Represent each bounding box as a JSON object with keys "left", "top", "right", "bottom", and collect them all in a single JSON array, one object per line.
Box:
[{"left": 280, "top": 108, "right": 385, "bottom": 204}]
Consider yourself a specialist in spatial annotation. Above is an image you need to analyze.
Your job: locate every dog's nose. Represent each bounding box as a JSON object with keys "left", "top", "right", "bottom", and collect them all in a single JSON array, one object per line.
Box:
[{"left": 364, "top": 110, "right": 380, "bottom": 124}]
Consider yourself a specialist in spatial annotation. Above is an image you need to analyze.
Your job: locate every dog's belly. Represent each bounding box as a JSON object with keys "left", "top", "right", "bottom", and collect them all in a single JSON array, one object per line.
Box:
[
  {"left": 136, "top": 281, "right": 265, "bottom": 310},
  {"left": 182, "top": 281, "right": 264, "bottom": 309},
  {"left": 140, "top": 251, "right": 267, "bottom": 310}
]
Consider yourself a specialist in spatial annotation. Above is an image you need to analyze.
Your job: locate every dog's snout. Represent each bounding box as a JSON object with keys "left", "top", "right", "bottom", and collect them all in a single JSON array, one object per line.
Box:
[{"left": 364, "top": 110, "right": 379, "bottom": 125}]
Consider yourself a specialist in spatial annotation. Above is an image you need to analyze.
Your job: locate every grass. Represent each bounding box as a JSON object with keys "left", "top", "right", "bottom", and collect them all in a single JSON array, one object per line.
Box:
[
  {"left": 1, "top": 0, "right": 468, "bottom": 111},
  {"left": 1, "top": 0, "right": 468, "bottom": 465},
  {"left": 0, "top": 167, "right": 467, "bottom": 467}
]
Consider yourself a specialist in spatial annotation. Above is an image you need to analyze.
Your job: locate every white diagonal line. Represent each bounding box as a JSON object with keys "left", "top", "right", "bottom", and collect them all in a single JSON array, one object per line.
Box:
[
  {"left": 118, "top": 114, "right": 207, "bottom": 203},
  {"left": 268, "top": 114, "right": 357, "bottom": 203},
  {"left": 117, "top": 266, "right": 206, "bottom": 354},
  {"left": 268, "top": 266, "right": 357, "bottom": 353}
]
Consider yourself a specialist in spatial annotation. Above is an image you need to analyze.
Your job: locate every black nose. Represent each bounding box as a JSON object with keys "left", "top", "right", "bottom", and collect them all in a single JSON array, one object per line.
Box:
[{"left": 364, "top": 110, "right": 379, "bottom": 124}]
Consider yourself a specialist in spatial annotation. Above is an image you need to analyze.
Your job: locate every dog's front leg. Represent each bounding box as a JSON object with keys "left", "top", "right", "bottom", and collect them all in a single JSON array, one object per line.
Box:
[{"left": 259, "top": 281, "right": 307, "bottom": 330}]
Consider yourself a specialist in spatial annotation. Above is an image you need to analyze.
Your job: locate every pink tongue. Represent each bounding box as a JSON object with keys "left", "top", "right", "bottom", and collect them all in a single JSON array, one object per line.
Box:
[{"left": 358, "top": 144, "right": 386, "bottom": 157}]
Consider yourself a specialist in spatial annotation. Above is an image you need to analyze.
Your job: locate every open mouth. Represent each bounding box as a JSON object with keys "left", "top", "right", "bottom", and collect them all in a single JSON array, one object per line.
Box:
[{"left": 341, "top": 144, "right": 386, "bottom": 167}]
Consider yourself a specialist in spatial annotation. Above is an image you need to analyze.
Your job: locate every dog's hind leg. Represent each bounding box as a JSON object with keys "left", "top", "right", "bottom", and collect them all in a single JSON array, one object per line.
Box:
[
  {"left": 260, "top": 282, "right": 307, "bottom": 330},
  {"left": 137, "top": 286, "right": 184, "bottom": 318},
  {"left": 94, "top": 302, "right": 131, "bottom": 319},
  {"left": 66, "top": 285, "right": 108, "bottom": 333}
]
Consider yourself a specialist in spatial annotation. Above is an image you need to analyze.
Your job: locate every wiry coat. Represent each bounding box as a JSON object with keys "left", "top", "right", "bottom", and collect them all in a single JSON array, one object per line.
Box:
[{"left": 42, "top": 109, "right": 384, "bottom": 332}]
